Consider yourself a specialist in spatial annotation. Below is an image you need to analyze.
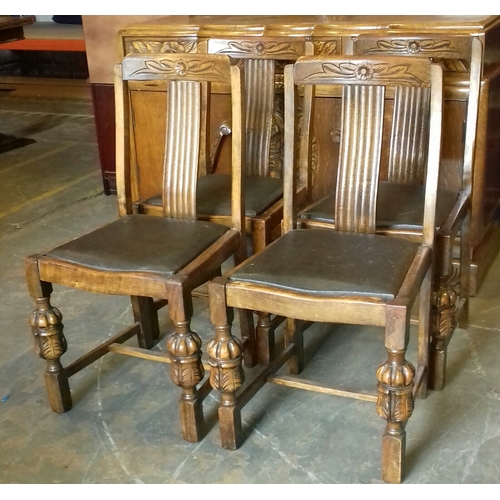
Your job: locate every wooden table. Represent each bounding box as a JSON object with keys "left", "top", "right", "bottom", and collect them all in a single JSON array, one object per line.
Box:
[{"left": 102, "top": 15, "right": 500, "bottom": 293}]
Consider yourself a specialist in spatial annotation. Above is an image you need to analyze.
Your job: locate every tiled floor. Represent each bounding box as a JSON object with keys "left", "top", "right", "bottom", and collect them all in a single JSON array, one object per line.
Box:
[{"left": 1, "top": 85, "right": 500, "bottom": 485}]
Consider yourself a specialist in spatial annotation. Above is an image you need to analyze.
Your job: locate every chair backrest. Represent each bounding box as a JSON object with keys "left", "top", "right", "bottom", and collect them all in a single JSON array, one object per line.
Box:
[
  {"left": 353, "top": 34, "right": 482, "bottom": 191},
  {"left": 284, "top": 55, "right": 443, "bottom": 247},
  {"left": 207, "top": 37, "right": 312, "bottom": 178},
  {"left": 114, "top": 53, "right": 245, "bottom": 231}
]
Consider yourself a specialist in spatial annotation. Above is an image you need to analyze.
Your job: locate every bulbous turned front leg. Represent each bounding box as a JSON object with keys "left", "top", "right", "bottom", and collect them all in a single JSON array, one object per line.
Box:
[
  {"left": 29, "top": 297, "right": 72, "bottom": 413},
  {"left": 166, "top": 320, "right": 205, "bottom": 443},
  {"left": 376, "top": 349, "right": 415, "bottom": 484},
  {"left": 207, "top": 325, "right": 245, "bottom": 450},
  {"left": 430, "top": 276, "right": 458, "bottom": 391}
]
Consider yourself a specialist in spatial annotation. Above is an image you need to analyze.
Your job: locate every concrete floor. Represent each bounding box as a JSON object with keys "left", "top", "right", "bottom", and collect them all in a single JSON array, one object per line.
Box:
[{"left": 1, "top": 85, "right": 500, "bottom": 485}]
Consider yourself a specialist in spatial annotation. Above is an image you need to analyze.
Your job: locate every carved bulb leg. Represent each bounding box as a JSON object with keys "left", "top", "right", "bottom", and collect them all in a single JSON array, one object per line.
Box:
[
  {"left": 207, "top": 322, "right": 245, "bottom": 451},
  {"left": 166, "top": 319, "right": 205, "bottom": 443},
  {"left": 376, "top": 349, "right": 415, "bottom": 484},
  {"left": 429, "top": 275, "right": 458, "bottom": 391},
  {"left": 30, "top": 296, "right": 72, "bottom": 413}
]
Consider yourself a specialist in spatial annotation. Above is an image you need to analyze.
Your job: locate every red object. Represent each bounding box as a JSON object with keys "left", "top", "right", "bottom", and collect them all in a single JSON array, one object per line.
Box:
[{"left": 0, "top": 38, "right": 85, "bottom": 51}]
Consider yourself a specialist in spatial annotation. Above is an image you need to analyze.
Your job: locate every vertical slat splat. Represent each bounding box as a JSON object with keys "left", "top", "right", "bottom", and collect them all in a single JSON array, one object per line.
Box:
[
  {"left": 388, "top": 86, "right": 430, "bottom": 184},
  {"left": 163, "top": 80, "right": 201, "bottom": 219},
  {"left": 335, "top": 85, "right": 384, "bottom": 234},
  {"left": 245, "top": 59, "right": 275, "bottom": 177}
]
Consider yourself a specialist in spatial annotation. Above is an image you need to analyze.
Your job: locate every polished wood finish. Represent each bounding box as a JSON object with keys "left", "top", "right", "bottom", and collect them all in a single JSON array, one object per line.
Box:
[
  {"left": 116, "top": 15, "right": 500, "bottom": 292},
  {"left": 335, "top": 84, "right": 384, "bottom": 233},
  {"left": 207, "top": 55, "right": 444, "bottom": 483},
  {"left": 25, "top": 53, "right": 248, "bottom": 443}
]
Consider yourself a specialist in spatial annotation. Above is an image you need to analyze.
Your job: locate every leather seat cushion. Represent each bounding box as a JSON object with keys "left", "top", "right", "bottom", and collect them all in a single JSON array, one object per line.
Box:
[
  {"left": 231, "top": 229, "right": 420, "bottom": 300},
  {"left": 145, "top": 174, "right": 283, "bottom": 217},
  {"left": 300, "top": 182, "right": 459, "bottom": 230},
  {"left": 45, "top": 215, "right": 229, "bottom": 275}
]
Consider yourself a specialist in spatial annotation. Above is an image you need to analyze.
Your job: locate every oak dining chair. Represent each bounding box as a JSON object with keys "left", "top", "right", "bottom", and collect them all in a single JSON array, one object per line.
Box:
[
  {"left": 25, "top": 52, "right": 248, "bottom": 443},
  {"left": 206, "top": 54, "right": 444, "bottom": 483}
]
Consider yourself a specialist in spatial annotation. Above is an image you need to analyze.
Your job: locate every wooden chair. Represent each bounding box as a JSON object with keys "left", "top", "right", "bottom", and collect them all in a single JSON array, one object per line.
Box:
[
  {"left": 300, "top": 35, "right": 482, "bottom": 390},
  {"left": 135, "top": 37, "right": 315, "bottom": 254},
  {"left": 206, "top": 55, "right": 444, "bottom": 483},
  {"left": 25, "top": 53, "right": 247, "bottom": 444}
]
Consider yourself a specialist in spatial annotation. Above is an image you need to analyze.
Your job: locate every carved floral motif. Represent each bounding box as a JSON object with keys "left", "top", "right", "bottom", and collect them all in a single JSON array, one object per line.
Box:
[
  {"left": 304, "top": 61, "right": 423, "bottom": 85},
  {"left": 406, "top": 40, "right": 421, "bottom": 54},
  {"left": 313, "top": 40, "right": 338, "bottom": 56},
  {"left": 126, "top": 40, "right": 197, "bottom": 54},
  {"left": 216, "top": 40, "right": 303, "bottom": 58},
  {"left": 355, "top": 63, "right": 374, "bottom": 81},
  {"left": 363, "top": 38, "right": 461, "bottom": 58},
  {"left": 129, "top": 58, "right": 226, "bottom": 81}
]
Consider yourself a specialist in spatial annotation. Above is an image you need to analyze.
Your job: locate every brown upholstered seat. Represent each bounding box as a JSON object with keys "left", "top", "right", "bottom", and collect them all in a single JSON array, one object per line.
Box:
[
  {"left": 144, "top": 174, "right": 283, "bottom": 218},
  {"left": 300, "top": 182, "right": 458, "bottom": 230},
  {"left": 45, "top": 215, "right": 229, "bottom": 275},
  {"left": 232, "top": 229, "right": 420, "bottom": 299}
]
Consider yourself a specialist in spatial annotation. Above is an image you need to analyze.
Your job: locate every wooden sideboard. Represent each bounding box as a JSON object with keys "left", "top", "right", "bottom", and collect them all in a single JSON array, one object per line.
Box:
[{"left": 92, "top": 15, "right": 500, "bottom": 293}]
